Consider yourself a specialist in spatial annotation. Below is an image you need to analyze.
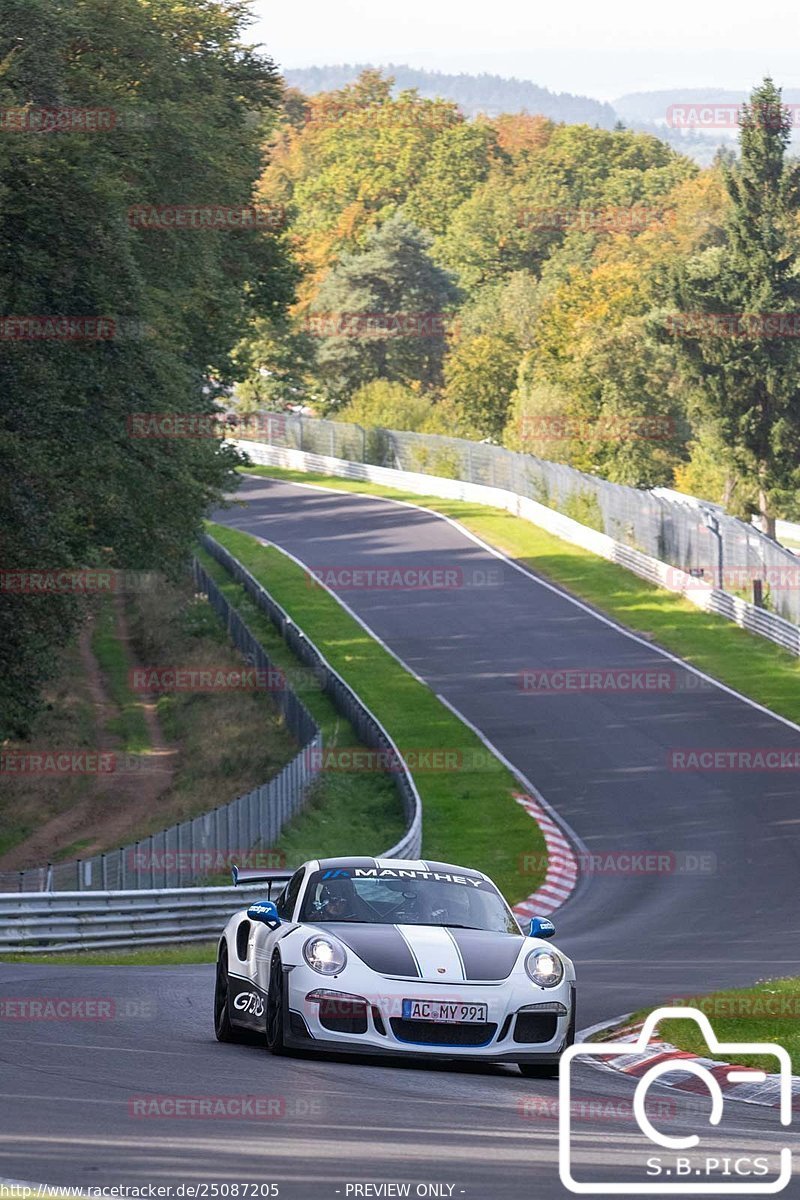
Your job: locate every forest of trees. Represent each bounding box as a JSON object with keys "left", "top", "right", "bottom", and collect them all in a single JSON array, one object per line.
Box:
[
  {"left": 238, "top": 70, "right": 800, "bottom": 537},
  {"left": 0, "top": 0, "right": 295, "bottom": 738},
  {"left": 3, "top": 5, "right": 800, "bottom": 737}
]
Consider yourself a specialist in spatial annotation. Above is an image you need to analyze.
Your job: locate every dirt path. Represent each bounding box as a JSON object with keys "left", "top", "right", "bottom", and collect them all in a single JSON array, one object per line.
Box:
[{"left": 0, "top": 597, "right": 179, "bottom": 871}]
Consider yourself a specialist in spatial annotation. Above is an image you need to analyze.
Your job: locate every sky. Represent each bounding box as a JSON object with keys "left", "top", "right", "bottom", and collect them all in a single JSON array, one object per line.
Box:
[{"left": 250, "top": 0, "right": 800, "bottom": 102}]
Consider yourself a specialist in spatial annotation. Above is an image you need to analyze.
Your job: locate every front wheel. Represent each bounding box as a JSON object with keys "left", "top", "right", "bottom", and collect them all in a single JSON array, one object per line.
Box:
[{"left": 265, "top": 953, "right": 288, "bottom": 1055}]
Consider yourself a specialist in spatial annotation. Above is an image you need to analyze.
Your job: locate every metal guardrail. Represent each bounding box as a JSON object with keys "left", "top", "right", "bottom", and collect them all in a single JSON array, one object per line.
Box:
[
  {"left": 0, "top": 885, "right": 275, "bottom": 954},
  {"left": 199, "top": 533, "right": 423, "bottom": 862},
  {"left": 236, "top": 438, "right": 800, "bottom": 661},
  {"left": 1, "top": 538, "right": 423, "bottom": 947},
  {"left": 236, "top": 413, "right": 800, "bottom": 625},
  {"left": 0, "top": 555, "right": 322, "bottom": 895}
]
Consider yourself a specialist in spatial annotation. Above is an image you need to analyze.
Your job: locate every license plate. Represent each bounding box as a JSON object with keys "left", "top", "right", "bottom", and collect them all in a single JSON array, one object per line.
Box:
[{"left": 402, "top": 999, "right": 488, "bottom": 1023}]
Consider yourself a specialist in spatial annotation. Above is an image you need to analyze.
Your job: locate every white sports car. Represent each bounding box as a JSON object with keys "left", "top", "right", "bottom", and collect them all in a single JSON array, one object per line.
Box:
[{"left": 214, "top": 856, "right": 576, "bottom": 1076}]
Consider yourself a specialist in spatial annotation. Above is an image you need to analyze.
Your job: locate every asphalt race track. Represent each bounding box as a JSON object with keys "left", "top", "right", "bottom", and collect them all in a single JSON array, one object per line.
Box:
[{"left": 2, "top": 474, "right": 798, "bottom": 1198}]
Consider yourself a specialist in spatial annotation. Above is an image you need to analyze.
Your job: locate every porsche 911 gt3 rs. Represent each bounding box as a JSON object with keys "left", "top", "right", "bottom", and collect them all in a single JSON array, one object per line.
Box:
[{"left": 214, "top": 856, "right": 576, "bottom": 1076}]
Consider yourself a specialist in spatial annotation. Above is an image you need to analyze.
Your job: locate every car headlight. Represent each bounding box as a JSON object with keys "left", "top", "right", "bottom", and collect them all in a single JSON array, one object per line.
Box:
[
  {"left": 303, "top": 936, "right": 347, "bottom": 975},
  {"left": 525, "top": 948, "right": 564, "bottom": 988}
]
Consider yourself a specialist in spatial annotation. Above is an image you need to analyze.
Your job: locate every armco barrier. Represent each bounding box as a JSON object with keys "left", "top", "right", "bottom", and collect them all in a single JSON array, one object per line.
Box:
[
  {"left": 234, "top": 413, "right": 800, "bottom": 624},
  {"left": 233, "top": 439, "right": 800, "bottom": 659},
  {"left": 0, "top": 555, "right": 322, "bottom": 894},
  {"left": 0, "top": 885, "right": 274, "bottom": 954},
  {"left": 1, "top": 539, "right": 422, "bottom": 916},
  {"left": 200, "top": 533, "right": 422, "bottom": 862}
]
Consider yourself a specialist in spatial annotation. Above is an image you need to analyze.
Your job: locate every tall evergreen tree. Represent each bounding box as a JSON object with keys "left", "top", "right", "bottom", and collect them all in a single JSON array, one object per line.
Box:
[
  {"left": 307, "top": 215, "right": 460, "bottom": 404},
  {"left": 668, "top": 78, "right": 800, "bottom": 534}
]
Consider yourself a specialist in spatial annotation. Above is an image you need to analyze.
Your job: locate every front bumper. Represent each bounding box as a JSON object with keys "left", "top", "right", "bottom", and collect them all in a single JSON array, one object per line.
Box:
[{"left": 282, "top": 962, "right": 575, "bottom": 1063}]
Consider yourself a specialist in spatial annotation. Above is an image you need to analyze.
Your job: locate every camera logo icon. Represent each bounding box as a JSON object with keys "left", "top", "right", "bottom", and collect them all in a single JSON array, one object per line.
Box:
[{"left": 558, "top": 1006, "right": 792, "bottom": 1194}]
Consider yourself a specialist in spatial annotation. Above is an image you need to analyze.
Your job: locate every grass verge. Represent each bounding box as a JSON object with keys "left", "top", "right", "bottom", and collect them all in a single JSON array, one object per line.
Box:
[
  {"left": 195, "top": 546, "right": 406, "bottom": 867},
  {"left": 240, "top": 466, "right": 800, "bottom": 726},
  {"left": 615, "top": 979, "right": 800, "bottom": 1074},
  {"left": 204, "top": 524, "right": 547, "bottom": 903}
]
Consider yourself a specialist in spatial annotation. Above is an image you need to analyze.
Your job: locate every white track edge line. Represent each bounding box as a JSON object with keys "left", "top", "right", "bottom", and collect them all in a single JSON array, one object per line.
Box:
[{"left": 239, "top": 469, "right": 800, "bottom": 737}]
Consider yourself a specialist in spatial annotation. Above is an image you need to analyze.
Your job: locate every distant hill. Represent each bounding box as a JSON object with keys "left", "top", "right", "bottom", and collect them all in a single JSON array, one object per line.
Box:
[
  {"left": 614, "top": 87, "right": 800, "bottom": 125},
  {"left": 282, "top": 68, "right": 800, "bottom": 166},
  {"left": 283, "top": 64, "right": 618, "bottom": 129}
]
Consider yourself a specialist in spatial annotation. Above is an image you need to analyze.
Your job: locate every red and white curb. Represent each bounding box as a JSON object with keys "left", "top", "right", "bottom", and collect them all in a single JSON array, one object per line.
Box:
[
  {"left": 512, "top": 792, "right": 579, "bottom": 918},
  {"left": 586, "top": 1019, "right": 800, "bottom": 1110}
]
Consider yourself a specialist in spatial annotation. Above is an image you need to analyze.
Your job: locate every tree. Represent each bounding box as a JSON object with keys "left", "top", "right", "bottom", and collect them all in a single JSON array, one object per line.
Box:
[
  {"left": 0, "top": 0, "right": 292, "bottom": 737},
  {"left": 443, "top": 333, "right": 521, "bottom": 439},
  {"left": 307, "top": 214, "right": 461, "bottom": 404},
  {"left": 667, "top": 78, "right": 800, "bottom": 535},
  {"left": 339, "top": 381, "right": 438, "bottom": 430},
  {"left": 259, "top": 71, "right": 467, "bottom": 295}
]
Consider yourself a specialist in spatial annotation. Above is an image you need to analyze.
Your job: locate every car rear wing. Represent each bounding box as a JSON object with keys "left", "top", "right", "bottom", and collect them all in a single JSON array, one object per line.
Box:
[{"left": 231, "top": 865, "right": 294, "bottom": 896}]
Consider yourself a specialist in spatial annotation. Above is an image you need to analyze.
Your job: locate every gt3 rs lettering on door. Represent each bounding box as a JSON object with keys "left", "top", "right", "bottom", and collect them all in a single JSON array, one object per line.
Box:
[{"left": 228, "top": 973, "right": 267, "bottom": 1029}]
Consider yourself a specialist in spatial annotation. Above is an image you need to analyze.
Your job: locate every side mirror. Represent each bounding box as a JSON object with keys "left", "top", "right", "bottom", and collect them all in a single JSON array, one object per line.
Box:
[
  {"left": 247, "top": 899, "right": 281, "bottom": 931},
  {"left": 528, "top": 915, "right": 555, "bottom": 939}
]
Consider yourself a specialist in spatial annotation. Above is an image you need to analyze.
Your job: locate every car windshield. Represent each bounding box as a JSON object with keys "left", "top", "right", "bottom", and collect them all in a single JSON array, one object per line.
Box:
[{"left": 299, "top": 868, "right": 520, "bottom": 934}]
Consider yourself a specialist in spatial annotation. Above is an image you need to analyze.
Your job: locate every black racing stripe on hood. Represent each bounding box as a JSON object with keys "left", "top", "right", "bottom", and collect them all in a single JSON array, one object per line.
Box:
[
  {"left": 324, "top": 923, "right": 420, "bottom": 977},
  {"left": 448, "top": 929, "right": 523, "bottom": 980}
]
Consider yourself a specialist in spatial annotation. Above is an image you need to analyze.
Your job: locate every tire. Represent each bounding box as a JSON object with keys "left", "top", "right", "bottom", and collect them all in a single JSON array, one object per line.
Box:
[
  {"left": 214, "top": 943, "right": 247, "bottom": 1044},
  {"left": 518, "top": 1001, "right": 576, "bottom": 1078},
  {"left": 265, "top": 952, "right": 288, "bottom": 1055}
]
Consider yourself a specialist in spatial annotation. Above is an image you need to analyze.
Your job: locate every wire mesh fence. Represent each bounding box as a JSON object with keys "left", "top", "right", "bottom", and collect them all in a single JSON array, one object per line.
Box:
[
  {"left": 0, "top": 557, "right": 322, "bottom": 893},
  {"left": 236, "top": 413, "right": 800, "bottom": 624},
  {"left": 198, "top": 533, "right": 422, "bottom": 861}
]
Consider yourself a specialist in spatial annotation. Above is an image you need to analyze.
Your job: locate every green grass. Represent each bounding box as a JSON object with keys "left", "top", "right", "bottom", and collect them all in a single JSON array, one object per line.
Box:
[
  {"left": 240, "top": 466, "right": 800, "bottom": 726},
  {"left": 0, "top": 942, "right": 217, "bottom": 966},
  {"left": 91, "top": 595, "right": 150, "bottom": 752},
  {"left": 204, "top": 524, "right": 547, "bottom": 904},
  {"left": 195, "top": 547, "right": 406, "bottom": 866},
  {"left": 620, "top": 979, "right": 800, "bottom": 1074}
]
